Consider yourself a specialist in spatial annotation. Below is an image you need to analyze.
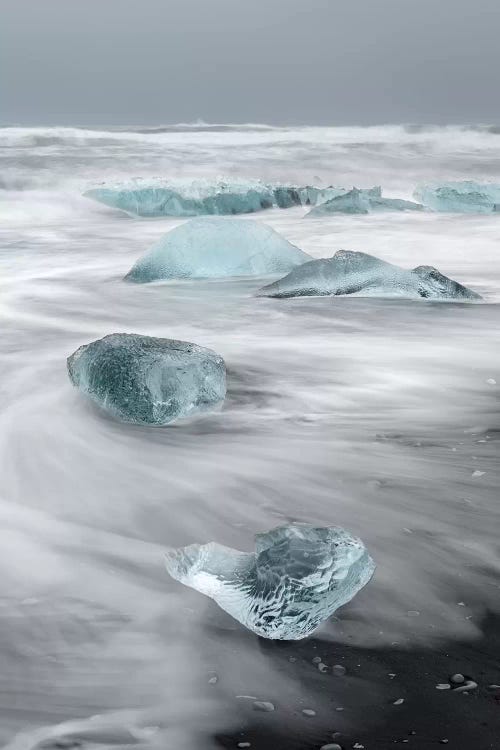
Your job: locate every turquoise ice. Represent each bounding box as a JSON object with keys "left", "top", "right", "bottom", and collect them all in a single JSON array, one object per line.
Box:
[
  {"left": 165, "top": 523, "right": 375, "bottom": 640},
  {"left": 414, "top": 181, "right": 500, "bottom": 213},
  {"left": 124, "top": 218, "right": 311, "bottom": 282},
  {"left": 307, "top": 187, "right": 423, "bottom": 216},
  {"left": 83, "top": 178, "right": 367, "bottom": 217},
  {"left": 257, "top": 250, "right": 481, "bottom": 300},
  {"left": 67, "top": 333, "right": 226, "bottom": 425}
]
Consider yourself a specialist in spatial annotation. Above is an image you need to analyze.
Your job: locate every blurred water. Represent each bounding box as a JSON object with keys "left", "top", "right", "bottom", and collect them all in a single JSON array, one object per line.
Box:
[{"left": 0, "top": 124, "right": 499, "bottom": 748}]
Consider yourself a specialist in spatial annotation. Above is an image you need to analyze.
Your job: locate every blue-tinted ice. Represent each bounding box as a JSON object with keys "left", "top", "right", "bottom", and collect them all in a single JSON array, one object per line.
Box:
[
  {"left": 83, "top": 178, "right": 371, "bottom": 217},
  {"left": 307, "top": 187, "right": 423, "bottom": 216},
  {"left": 67, "top": 333, "right": 226, "bottom": 425},
  {"left": 414, "top": 181, "right": 500, "bottom": 213},
  {"left": 257, "top": 250, "right": 481, "bottom": 300},
  {"left": 165, "top": 523, "right": 375, "bottom": 640},
  {"left": 124, "top": 218, "right": 311, "bottom": 282}
]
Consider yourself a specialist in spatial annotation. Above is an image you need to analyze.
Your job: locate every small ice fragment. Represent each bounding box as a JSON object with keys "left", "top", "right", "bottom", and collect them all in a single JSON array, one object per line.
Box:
[
  {"left": 238, "top": 743, "right": 251, "bottom": 748},
  {"left": 436, "top": 684, "right": 451, "bottom": 690},
  {"left": 125, "top": 218, "right": 310, "bottom": 282},
  {"left": 450, "top": 674, "right": 465, "bottom": 684},
  {"left": 393, "top": 698, "right": 405, "bottom": 705},
  {"left": 388, "top": 673, "right": 396, "bottom": 679},
  {"left": 165, "top": 522, "right": 375, "bottom": 640},
  {"left": 333, "top": 664, "right": 347, "bottom": 676},
  {"left": 302, "top": 709, "right": 316, "bottom": 717},
  {"left": 312, "top": 656, "right": 322, "bottom": 664},
  {"left": 472, "top": 470, "right": 485, "bottom": 477},
  {"left": 353, "top": 744, "right": 365, "bottom": 749},
  {"left": 253, "top": 701, "right": 275, "bottom": 712},
  {"left": 318, "top": 662, "right": 328, "bottom": 673},
  {"left": 414, "top": 180, "right": 500, "bottom": 213},
  {"left": 407, "top": 610, "right": 420, "bottom": 617},
  {"left": 67, "top": 333, "right": 226, "bottom": 426},
  {"left": 256, "top": 250, "right": 480, "bottom": 301},
  {"left": 320, "top": 744, "right": 342, "bottom": 750},
  {"left": 208, "top": 672, "right": 218, "bottom": 684},
  {"left": 486, "top": 378, "right": 496, "bottom": 385}
]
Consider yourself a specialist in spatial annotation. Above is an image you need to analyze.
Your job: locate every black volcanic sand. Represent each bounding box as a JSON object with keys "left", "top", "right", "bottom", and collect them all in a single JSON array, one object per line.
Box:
[{"left": 214, "top": 611, "right": 500, "bottom": 750}]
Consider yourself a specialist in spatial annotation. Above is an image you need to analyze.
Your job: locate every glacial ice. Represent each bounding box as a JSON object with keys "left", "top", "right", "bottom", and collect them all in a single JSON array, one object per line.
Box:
[
  {"left": 83, "top": 178, "right": 367, "bottom": 217},
  {"left": 67, "top": 333, "right": 226, "bottom": 425},
  {"left": 414, "top": 181, "right": 500, "bottom": 213},
  {"left": 256, "top": 250, "right": 482, "bottom": 300},
  {"left": 307, "top": 187, "right": 423, "bottom": 216},
  {"left": 164, "top": 522, "right": 375, "bottom": 640},
  {"left": 124, "top": 218, "right": 311, "bottom": 282}
]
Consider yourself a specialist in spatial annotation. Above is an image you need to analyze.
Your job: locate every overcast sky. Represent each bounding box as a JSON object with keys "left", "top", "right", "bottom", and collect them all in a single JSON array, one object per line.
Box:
[{"left": 2, "top": 0, "right": 500, "bottom": 126}]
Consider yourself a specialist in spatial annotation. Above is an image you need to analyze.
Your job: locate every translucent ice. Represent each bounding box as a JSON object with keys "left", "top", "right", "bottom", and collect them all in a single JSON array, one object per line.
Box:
[
  {"left": 307, "top": 187, "right": 423, "bottom": 216},
  {"left": 124, "top": 218, "right": 311, "bottom": 282},
  {"left": 67, "top": 333, "right": 226, "bottom": 425},
  {"left": 257, "top": 250, "right": 481, "bottom": 300},
  {"left": 165, "top": 522, "right": 375, "bottom": 640},
  {"left": 414, "top": 181, "right": 500, "bottom": 213},
  {"left": 83, "top": 178, "right": 362, "bottom": 217}
]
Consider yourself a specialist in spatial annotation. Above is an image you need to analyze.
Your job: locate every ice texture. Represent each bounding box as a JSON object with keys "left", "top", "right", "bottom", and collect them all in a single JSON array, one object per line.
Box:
[
  {"left": 257, "top": 250, "right": 481, "bottom": 300},
  {"left": 414, "top": 181, "right": 500, "bottom": 213},
  {"left": 83, "top": 178, "right": 368, "bottom": 217},
  {"left": 165, "top": 522, "right": 375, "bottom": 640},
  {"left": 307, "top": 187, "right": 423, "bottom": 216},
  {"left": 124, "top": 218, "right": 311, "bottom": 283},
  {"left": 67, "top": 333, "right": 226, "bottom": 425}
]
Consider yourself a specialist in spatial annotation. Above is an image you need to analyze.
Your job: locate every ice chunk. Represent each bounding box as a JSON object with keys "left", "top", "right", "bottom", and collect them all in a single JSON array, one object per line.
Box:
[
  {"left": 257, "top": 250, "right": 481, "bottom": 300},
  {"left": 67, "top": 333, "right": 226, "bottom": 425},
  {"left": 164, "top": 522, "right": 375, "bottom": 640},
  {"left": 414, "top": 181, "right": 500, "bottom": 213},
  {"left": 124, "top": 218, "right": 311, "bottom": 283},
  {"left": 307, "top": 188, "right": 422, "bottom": 216},
  {"left": 83, "top": 178, "right": 369, "bottom": 217}
]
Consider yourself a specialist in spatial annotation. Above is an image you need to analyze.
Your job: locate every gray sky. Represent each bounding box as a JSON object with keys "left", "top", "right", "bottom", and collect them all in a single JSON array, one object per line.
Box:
[{"left": 2, "top": 0, "right": 500, "bottom": 126}]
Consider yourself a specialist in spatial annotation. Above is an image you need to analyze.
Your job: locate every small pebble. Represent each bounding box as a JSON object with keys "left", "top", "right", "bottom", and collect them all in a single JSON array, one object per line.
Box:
[
  {"left": 407, "top": 610, "right": 420, "bottom": 617},
  {"left": 253, "top": 701, "right": 275, "bottom": 712},
  {"left": 312, "top": 656, "right": 322, "bottom": 664},
  {"left": 453, "top": 679, "right": 477, "bottom": 693},
  {"left": 393, "top": 698, "right": 404, "bottom": 705},
  {"left": 388, "top": 673, "right": 396, "bottom": 679},
  {"left": 237, "top": 744, "right": 251, "bottom": 748},
  {"left": 450, "top": 673, "right": 465, "bottom": 684},
  {"left": 289, "top": 656, "right": 297, "bottom": 663},
  {"left": 440, "top": 741, "right": 449, "bottom": 745},
  {"left": 333, "top": 664, "right": 347, "bottom": 676},
  {"left": 320, "top": 745, "right": 342, "bottom": 750},
  {"left": 353, "top": 744, "right": 365, "bottom": 749},
  {"left": 302, "top": 708, "right": 316, "bottom": 717},
  {"left": 472, "top": 470, "right": 485, "bottom": 477},
  {"left": 318, "top": 662, "right": 328, "bottom": 673},
  {"left": 436, "top": 684, "right": 451, "bottom": 690},
  {"left": 486, "top": 378, "right": 496, "bottom": 385},
  {"left": 487, "top": 684, "right": 500, "bottom": 690},
  {"left": 335, "top": 707, "right": 344, "bottom": 711}
]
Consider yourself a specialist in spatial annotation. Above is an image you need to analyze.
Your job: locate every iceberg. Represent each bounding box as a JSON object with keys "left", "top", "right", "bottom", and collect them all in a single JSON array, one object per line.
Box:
[
  {"left": 165, "top": 522, "right": 375, "bottom": 640},
  {"left": 67, "top": 333, "right": 226, "bottom": 425},
  {"left": 414, "top": 181, "right": 500, "bottom": 213},
  {"left": 124, "top": 218, "right": 311, "bottom": 282},
  {"left": 256, "top": 250, "right": 481, "bottom": 300},
  {"left": 83, "top": 178, "right": 370, "bottom": 217},
  {"left": 307, "top": 188, "right": 423, "bottom": 216}
]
